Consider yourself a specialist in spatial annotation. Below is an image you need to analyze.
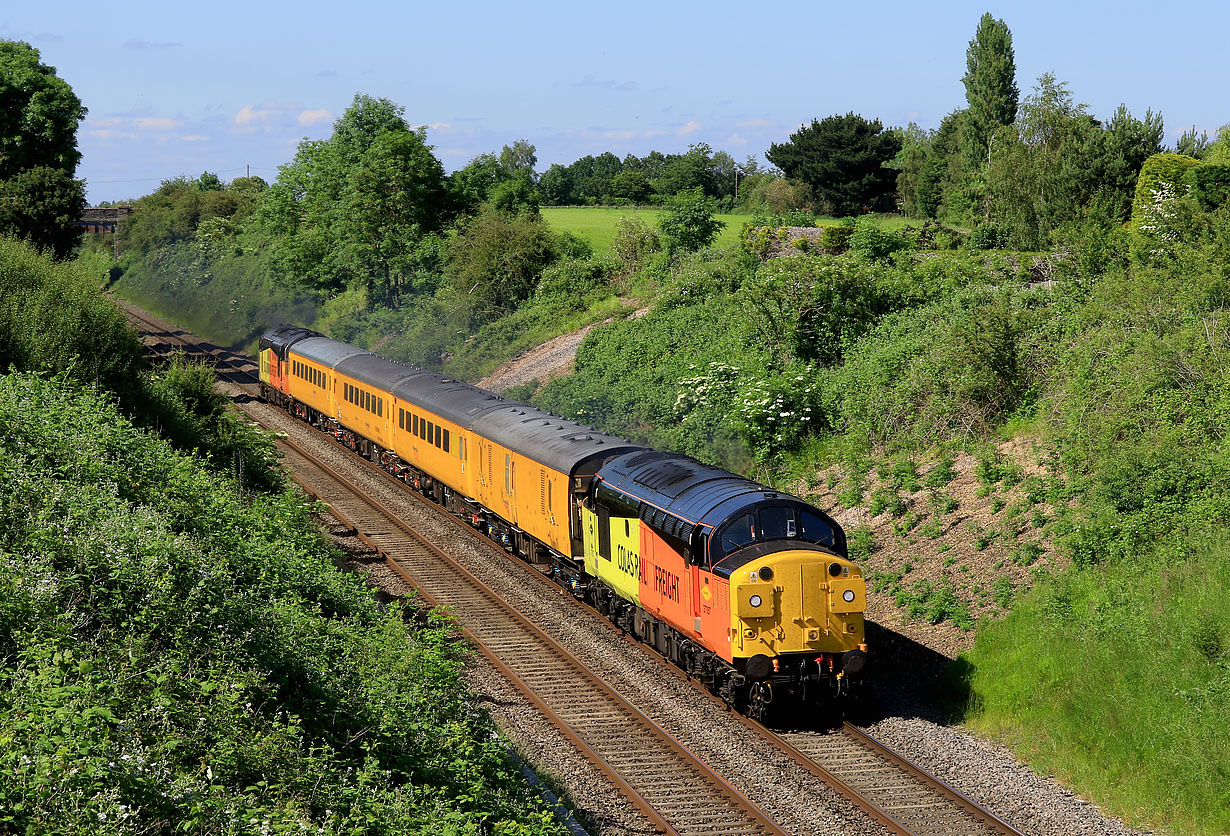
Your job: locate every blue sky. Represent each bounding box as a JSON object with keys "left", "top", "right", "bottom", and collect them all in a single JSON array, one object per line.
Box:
[{"left": 4, "top": 1, "right": 1227, "bottom": 204}]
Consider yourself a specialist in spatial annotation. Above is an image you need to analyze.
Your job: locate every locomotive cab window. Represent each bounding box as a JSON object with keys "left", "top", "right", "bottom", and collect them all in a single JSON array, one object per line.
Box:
[{"left": 710, "top": 503, "right": 840, "bottom": 577}]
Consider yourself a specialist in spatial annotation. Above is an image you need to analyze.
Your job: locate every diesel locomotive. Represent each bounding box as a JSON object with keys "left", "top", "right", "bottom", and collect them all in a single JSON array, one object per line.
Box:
[{"left": 259, "top": 325, "right": 868, "bottom": 718}]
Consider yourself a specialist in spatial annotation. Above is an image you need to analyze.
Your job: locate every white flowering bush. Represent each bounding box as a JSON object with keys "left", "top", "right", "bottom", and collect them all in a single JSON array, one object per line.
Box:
[{"left": 675, "top": 361, "right": 824, "bottom": 464}]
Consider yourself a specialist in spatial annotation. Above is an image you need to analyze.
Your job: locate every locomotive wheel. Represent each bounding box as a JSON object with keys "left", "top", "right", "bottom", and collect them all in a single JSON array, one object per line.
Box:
[{"left": 748, "top": 680, "right": 774, "bottom": 722}]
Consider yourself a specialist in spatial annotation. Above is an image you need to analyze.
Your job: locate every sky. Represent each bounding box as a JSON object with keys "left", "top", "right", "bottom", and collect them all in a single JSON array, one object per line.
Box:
[{"left": 4, "top": 0, "right": 1228, "bottom": 204}]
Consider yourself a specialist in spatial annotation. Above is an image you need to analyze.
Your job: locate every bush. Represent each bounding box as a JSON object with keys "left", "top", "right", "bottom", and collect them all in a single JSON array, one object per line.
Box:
[
  {"left": 968, "top": 224, "right": 1008, "bottom": 250},
  {"left": 848, "top": 217, "right": 910, "bottom": 260},
  {"left": 1131, "top": 153, "right": 1202, "bottom": 225},
  {"left": 1182, "top": 163, "right": 1230, "bottom": 211},
  {"left": 0, "top": 372, "right": 566, "bottom": 835},
  {"left": 611, "top": 215, "right": 661, "bottom": 272},
  {"left": 658, "top": 187, "right": 725, "bottom": 256},
  {"left": 0, "top": 237, "right": 145, "bottom": 398},
  {"left": 819, "top": 224, "right": 855, "bottom": 252}
]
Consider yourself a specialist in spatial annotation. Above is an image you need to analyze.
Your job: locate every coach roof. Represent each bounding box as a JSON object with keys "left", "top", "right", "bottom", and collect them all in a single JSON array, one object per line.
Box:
[{"left": 289, "top": 335, "right": 373, "bottom": 369}]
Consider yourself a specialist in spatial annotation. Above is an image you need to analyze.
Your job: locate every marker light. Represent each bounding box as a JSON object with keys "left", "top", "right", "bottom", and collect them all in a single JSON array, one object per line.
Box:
[
  {"left": 843, "top": 589, "right": 856, "bottom": 603},
  {"left": 749, "top": 594, "right": 763, "bottom": 608}
]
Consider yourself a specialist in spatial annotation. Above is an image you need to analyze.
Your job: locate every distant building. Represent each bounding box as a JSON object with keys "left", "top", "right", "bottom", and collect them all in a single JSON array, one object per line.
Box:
[{"left": 78, "top": 206, "right": 131, "bottom": 234}]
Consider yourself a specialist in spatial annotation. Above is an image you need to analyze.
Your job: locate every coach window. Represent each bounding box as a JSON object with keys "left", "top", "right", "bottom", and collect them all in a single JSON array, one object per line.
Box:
[
  {"left": 377, "top": 398, "right": 382, "bottom": 418},
  {"left": 442, "top": 428, "right": 450, "bottom": 453}
]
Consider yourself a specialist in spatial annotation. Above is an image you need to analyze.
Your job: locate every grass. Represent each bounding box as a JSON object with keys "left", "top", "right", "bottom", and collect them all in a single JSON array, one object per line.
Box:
[
  {"left": 541, "top": 207, "right": 917, "bottom": 254},
  {"left": 957, "top": 538, "right": 1230, "bottom": 835},
  {"left": 541, "top": 206, "right": 749, "bottom": 252}
]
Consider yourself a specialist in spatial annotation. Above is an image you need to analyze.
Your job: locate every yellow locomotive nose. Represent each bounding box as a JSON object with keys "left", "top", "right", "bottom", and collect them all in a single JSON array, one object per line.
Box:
[{"left": 731, "top": 551, "right": 866, "bottom": 660}]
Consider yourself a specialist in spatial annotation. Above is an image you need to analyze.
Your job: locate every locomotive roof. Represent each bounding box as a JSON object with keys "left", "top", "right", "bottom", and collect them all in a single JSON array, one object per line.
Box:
[
  {"left": 259, "top": 325, "right": 319, "bottom": 359},
  {"left": 597, "top": 449, "right": 805, "bottom": 529}
]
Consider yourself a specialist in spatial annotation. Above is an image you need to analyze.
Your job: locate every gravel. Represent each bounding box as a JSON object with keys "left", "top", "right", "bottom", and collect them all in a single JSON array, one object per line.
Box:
[{"left": 865, "top": 717, "right": 1152, "bottom": 836}]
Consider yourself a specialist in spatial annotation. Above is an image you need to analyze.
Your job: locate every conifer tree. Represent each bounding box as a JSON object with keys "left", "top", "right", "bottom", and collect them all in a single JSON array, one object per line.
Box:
[{"left": 961, "top": 13, "right": 1019, "bottom": 172}]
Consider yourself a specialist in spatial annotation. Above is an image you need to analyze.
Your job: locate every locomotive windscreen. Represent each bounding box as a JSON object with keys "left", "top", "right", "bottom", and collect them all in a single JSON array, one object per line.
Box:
[{"left": 709, "top": 501, "right": 842, "bottom": 576}]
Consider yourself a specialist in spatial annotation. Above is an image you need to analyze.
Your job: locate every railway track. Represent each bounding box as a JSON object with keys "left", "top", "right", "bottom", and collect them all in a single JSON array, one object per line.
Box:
[
  {"left": 120, "top": 303, "right": 787, "bottom": 836},
  {"left": 120, "top": 302, "right": 1031, "bottom": 836},
  {"left": 768, "top": 723, "right": 1025, "bottom": 836}
]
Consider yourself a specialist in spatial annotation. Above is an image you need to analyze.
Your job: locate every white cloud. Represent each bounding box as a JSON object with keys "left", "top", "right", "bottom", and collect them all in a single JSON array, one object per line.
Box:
[
  {"left": 725, "top": 133, "right": 748, "bottom": 146},
  {"left": 298, "top": 109, "right": 333, "bottom": 126},
  {"left": 234, "top": 104, "right": 282, "bottom": 126},
  {"left": 181, "top": 135, "right": 209, "bottom": 142},
  {"left": 736, "top": 119, "right": 774, "bottom": 129},
  {"left": 678, "top": 120, "right": 701, "bottom": 136},
  {"left": 90, "top": 129, "right": 139, "bottom": 142},
  {"left": 133, "top": 117, "right": 182, "bottom": 131}
]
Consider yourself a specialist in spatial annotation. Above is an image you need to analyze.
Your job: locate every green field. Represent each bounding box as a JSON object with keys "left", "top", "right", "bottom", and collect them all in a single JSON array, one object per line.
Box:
[
  {"left": 541, "top": 206, "right": 750, "bottom": 252},
  {"left": 541, "top": 207, "right": 920, "bottom": 253}
]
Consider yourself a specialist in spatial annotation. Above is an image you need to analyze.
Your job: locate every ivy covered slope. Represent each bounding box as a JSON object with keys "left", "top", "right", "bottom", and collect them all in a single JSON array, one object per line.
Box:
[
  {"left": 0, "top": 241, "right": 564, "bottom": 835},
  {"left": 0, "top": 372, "right": 564, "bottom": 835}
]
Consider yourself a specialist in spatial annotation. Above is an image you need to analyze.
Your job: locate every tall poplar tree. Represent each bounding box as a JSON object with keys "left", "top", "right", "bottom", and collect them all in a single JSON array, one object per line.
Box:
[{"left": 961, "top": 13, "right": 1019, "bottom": 172}]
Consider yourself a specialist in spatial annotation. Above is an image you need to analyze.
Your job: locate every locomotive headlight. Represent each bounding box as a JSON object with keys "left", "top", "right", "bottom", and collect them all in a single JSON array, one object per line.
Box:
[
  {"left": 749, "top": 594, "right": 763, "bottom": 608},
  {"left": 843, "top": 589, "right": 855, "bottom": 603}
]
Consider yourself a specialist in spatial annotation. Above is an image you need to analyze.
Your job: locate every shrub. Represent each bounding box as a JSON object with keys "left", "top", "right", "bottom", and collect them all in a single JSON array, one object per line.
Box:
[
  {"left": 968, "top": 224, "right": 1008, "bottom": 250},
  {"left": 869, "top": 487, "right": 907, "bottom": 517},
  {"left": 924, "top": 456, "right": 959, "bottom": 487},
  {"left": 1182, "top": 163, "right": 1230, "bottom": 211},
  {"left": 611, "top": 215, "right": 661, "bottom": 271},
  {"left": 848, "top": 217, "right": 910, "bottom": 260},
  {"left": 0, "top": 237, "right": 145, "bottom": 398},
  {"left": 818, "top": 224, "right": 855, "bottom": 252},
  {"left": 658, "top": 187, "right": 724, "bottom": 256},
  {"left": 1131, "top": 153, "right": 1201, "bottom": 225},
  {"left": 847, "top": 525, "right": 877, "bottom": 561}
]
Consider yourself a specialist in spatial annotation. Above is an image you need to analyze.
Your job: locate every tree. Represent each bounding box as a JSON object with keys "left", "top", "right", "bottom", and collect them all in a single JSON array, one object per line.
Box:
[
  {"left": 651, "top": 143, "right": 720, "bottom": 200},
  {"left": 609, "top": 168, "right": 650, "bottom": 202},
  {"left": 766, "top": 113, "right": 901, "bottom": 215},
  {"left": 0, "top": 167, "right": 86, "bottom": 259},
  {"left": 890, "top": 123, "right": 933, "bottom": 217},
  {"left": 498, "top": 139, "right": 537, "bottom": 179},
  {"left": 337, "top": 129, "right": 450, "bottom": 306},
  {"left": 985, "top": 73, "right": 1093, "bottom": 247},
  {"left": 450, "top": 152, "right": 506, "bottom": 211},
  {"left": 657, "top": 187, "right": 724, "bottom": 255},
  {"left": 1176, "top": 127, "right": 1211, "bottom": 160},
  {"left": 445, "top": 204, "right": 558, "bottom": 325},
  {"left": 961, "top": 13, "right": 1019, "bottom": 173},
  {"left": 257, "top": 93, "right": 450, "bottom": 300},
  {"left": 538, "top": 164, "right": 575, "bottom": 205},
  {"left": 0, "top": 40, "right": 87, "bottom": 258},
  {"left": 1100, "top": 104, "right": 1165, "bottom": 220}
]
